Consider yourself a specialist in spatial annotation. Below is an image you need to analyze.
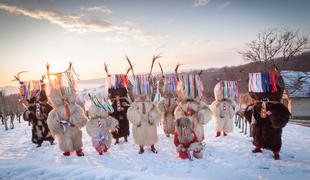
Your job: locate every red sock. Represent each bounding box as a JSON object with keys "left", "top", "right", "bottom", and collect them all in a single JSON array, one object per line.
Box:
[
  {"left": 274, "top": 151, "right": 279, "bottom": 156},
  {"left": 216, "top": 131, "right": 221, "bottom": 137},
  {"left": 76, "top": 148, "right": 83, "bottom": 154},
  {"left": 104, "top": 146, "right": 108, "bottom": 152},
  {"left": 63, "top": 151, "right": 70, "bottom": 156}
]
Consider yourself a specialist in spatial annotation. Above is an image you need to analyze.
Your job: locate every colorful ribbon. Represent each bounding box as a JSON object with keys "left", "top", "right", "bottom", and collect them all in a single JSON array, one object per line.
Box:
[{"left": 219, "top": 80, "right": 239, "bottom": 100}]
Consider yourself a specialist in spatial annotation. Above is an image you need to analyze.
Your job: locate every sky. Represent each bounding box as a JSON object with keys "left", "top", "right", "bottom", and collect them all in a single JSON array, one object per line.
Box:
[{"left": 0, "top": 0, "right": 309, "bottom": 86}]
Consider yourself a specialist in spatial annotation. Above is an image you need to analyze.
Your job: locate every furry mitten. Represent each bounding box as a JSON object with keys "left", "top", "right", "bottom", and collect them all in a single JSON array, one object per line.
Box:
[
  {"left": 188, "top": 142, "right": 204, "bottom": 152},
  {"left": 176, "top": 144, "right": 184, "bottom": 152}
]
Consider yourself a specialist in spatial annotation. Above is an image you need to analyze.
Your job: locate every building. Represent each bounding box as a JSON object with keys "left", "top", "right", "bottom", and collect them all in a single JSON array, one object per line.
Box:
[{"left": 281, "top": 71, "right": 310, "bottom": 119}]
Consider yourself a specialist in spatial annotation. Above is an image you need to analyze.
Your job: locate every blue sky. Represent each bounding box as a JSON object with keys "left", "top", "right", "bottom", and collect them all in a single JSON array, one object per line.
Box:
[{"left": 0, "top": 0, "right": 309, "bottom": 85}]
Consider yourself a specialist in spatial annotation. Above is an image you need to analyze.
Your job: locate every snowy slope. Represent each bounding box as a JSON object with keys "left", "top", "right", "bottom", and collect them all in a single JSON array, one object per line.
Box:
[{"left": 0, "top": 118, "right": 309, "bottom": 180}]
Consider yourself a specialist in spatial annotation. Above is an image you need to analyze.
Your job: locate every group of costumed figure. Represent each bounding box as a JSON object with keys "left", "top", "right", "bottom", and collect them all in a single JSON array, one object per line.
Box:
[{"left": 13, "top": 57, "right": 290, "bottom": 160}]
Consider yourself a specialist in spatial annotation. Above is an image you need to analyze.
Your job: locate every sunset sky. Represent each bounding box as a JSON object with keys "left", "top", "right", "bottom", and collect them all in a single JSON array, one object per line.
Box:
[{"left": 0, "top": 0, "right": 309, "bottom": 86}]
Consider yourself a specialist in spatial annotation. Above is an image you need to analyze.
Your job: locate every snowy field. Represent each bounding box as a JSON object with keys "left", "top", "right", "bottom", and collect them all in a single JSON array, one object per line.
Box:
[{"left": 0, "top": 118, "right": 309, "bottom": 180}]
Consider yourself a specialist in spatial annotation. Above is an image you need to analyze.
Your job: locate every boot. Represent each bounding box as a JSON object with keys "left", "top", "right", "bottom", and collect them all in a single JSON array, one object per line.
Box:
[
  {"left": 63, "top": 151, "right": 70, "bottom": 156},
  {"left": 50, "top": 139, "right": 55, "bottom": 145},
  {"left": 139, "top": 145, "right": 144, "bottom": 154},
  {"left": 223, "top": 132, "right": 227, "bottom": 136},
  {"left": 166, "top": 134, "right": 170, "bottom": 138},
  {"left": 124, "top": 136, "right": 128, "bottom": 142},
  {"left": 104, "top": 146, "right": 108, "bottom": 152},
  {"left": 76, "top": 148, "right": 84, "bottom": 156},
  {"left": 216, "top": 131, "right": 221, "bottom": 137},
  {"left": 114, "top": 138, "right": 119, "bottom": 145},
  {"left": 151, "top": 145, "right": 158, "bottom": 154},
  {"left": 252, "top": 146, "right": 262, "bottom": 153},
  {"left": 274, "top": 151, "right": 280, "bottom": 160}
]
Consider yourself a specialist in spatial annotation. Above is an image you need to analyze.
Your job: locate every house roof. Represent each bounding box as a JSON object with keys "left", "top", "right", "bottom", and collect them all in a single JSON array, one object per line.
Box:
[{"left": 281, "top": 71, "right": 310, "bottom": 98}]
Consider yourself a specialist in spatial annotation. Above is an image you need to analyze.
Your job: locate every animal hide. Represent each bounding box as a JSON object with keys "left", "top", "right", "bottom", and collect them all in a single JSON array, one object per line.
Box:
[
  {"left": 174, "top": 117, "right": 203, "bottom": 159},
  {"left": 157, "top": 97, "right": 177, "bottom": 136},
  {"left": 23, "top": 101, "right": 54, "bottom": 146},
  {"left": 174, "top": 99, "right": 212, "bottom": 142},
  {"left": 244, "top": 102, "right": 290, "bottom": 151},
  {"left": 86, "top": 103, "right": 119, "bottom": 154},
  {"left": 47, "top": 88, "right": 88, "bottom": 152},
  {"left": 127, "top": 97, "right": 160, "bottom": 146},
  {"left": 108, "top": 87, "right": 130, "bottom": 139},
  {"left": 209, "top": 99, "right": 237, "bottom": 133}
]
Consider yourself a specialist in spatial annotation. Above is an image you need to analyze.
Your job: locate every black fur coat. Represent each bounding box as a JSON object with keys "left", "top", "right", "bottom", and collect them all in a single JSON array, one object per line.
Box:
[
  {"left": 108, "top": 87, "right": 130, "bottom": 139},
  {"left": 244, "top": 102, "right": 290, "bottom": 152},
  {"left": 23, "top": 90, "right": 54, "bottom": 146}
]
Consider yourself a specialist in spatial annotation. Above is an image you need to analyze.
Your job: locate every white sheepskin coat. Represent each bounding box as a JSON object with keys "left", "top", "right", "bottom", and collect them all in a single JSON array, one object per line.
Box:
[
  {"left": 86, "top": 103, "right": 119, "bottom": 151},
  {"left": 127, "top": 97, "right": 161, "bottom": 146},
  {"left": 174, "top": 99, "right": 212, "bottom": 142},
  {"left": 157, "top": 97, "right": 177, "bottom": 136},
  {"left": 47, "top": 88, "right": 88, "bottom": 152},
  {"left": 209, "top": 99, "right": 237, "bottom": 133}
]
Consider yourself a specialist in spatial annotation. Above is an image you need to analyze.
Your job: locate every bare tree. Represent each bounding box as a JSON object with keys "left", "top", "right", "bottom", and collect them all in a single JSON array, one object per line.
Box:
[{"left": 240, "top": 29, "right": 310, "bottom": 70}]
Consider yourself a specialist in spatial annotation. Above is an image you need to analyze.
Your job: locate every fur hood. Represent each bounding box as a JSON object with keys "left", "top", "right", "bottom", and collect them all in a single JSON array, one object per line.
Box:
[
  {"left": 48, "top": 88, "right": 77, "bottom": 107},
  {"left": 87, "top": 103, "right": 109, "bottom": 119}
]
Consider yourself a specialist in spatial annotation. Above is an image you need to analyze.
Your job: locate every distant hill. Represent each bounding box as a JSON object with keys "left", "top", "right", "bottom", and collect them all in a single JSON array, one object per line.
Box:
[{"left": 78, "top": 77, "right": 105, "bottom": 85}]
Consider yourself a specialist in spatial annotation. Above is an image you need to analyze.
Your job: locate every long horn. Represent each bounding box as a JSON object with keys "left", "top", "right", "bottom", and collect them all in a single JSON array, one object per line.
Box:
[
  {"left": 175, "top": 64, "right": 181, "bottom": 81},
  {"left": 12, "top": 71, "right": 28, "bottom": 83},
  {"left": 46, "top": 63, "right": 53, "bottom": 85},
  {"left": 198, "top": 70, "right": 203, "bottom": 77},
  {"left": 67, "top": 62, "right": 73, "bottom": 72},
  {"left": 41, "top": 75, "right": 46, "bottom": 82},
  {"left": 104, "top": 63, "right": 111, "bottom": 77},
  {"left": 126, "top": 56, "right": 135, "bottom": 79},
  {"left": 46, "top": 63, "right": 50, "bottom": 74},
  {"left": 125, "top": 66, "right": 131, "bottom": 76},
  {"left": 149, "top": 54, "right": 162, "bottom": 77},
  {"left": 158, "top": 62, "right": 164, "bottom": 78}
]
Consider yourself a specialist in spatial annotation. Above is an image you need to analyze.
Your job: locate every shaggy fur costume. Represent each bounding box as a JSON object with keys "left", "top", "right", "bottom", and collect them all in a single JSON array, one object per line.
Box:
[
  {"left": 127, "top": 97, "right": 160, "bottom": 152},
  {"left": 86, "top": 103, "right": 119, "bottom": 155},
  {"left": 209, "top": 99, "right": 237, "bottom": 136},
  {"left": 47, "top": 88, "right": 88, "bottom": 156},
  {"left": 174, "top": 117, "right": 204, "bottom": 159},
  {"left": 244, "top": 102, "right": 290, "bottom": 159},
  {"left": 22, "top": 90, "right": 54, "bottom": 147},
  {"left": 108, "top": 87, "right": 130, "bottom": 143},
  {"left": 157, "top": 97, "right": 177, "bottom": 137},
  {"left": 174, "top": 99, "right": 212, "bottom": 142}
]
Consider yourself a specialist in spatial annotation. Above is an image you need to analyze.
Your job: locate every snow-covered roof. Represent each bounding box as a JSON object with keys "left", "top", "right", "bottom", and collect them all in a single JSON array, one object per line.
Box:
[{"left": 281, "top": 71, "right": 310, "bottom": 98}]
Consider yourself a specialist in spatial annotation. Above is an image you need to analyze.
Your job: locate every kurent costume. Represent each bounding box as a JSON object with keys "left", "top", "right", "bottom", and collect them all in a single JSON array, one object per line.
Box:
[
  {"left": 209, "top": 81, "right": 238, "bottom": 137},
  {"left": 157, "top": 75, "right": 178, "bottom": 137},
  {"left": 174, "top": 117, "right": 204, "bottom": 160},
  {"left": 105, "top": 74, "right": 130, "bottom": 144},
  {"left": 86, "top": 95, "right": 119, "bottom": 155},
  {"left": 245, "top": 70, "right": 290, "bottom": 160},
  {"left": 127, "top": 74, "right": 161, "bottom": 154},
  {"left": 14, "top": 73, "right": 54, "bottom": 147},
  {"left": 46, "top": 63, "right": 88, "bottom": 156},
  {"left": 174, "top": 73, "right": 212, "bottom": 142}
]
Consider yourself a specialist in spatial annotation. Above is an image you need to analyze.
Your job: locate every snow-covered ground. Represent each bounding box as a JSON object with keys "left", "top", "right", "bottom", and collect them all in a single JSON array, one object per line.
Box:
[{"left": 0, "top": 118, "right": 309, "bottom": 180}]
